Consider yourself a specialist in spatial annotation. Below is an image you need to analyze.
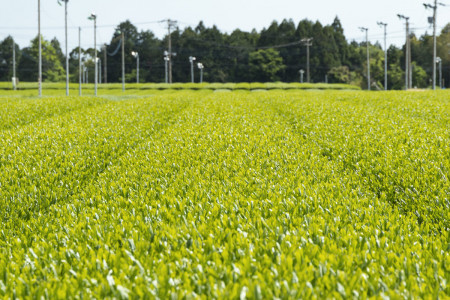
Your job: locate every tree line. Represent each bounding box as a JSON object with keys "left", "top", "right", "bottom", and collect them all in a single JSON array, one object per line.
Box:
[{"left": 0, "top": 17, "right": 449, "bottom": 89}]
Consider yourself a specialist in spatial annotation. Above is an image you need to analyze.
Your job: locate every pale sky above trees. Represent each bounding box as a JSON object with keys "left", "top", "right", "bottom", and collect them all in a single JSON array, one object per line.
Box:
[{"left": 0, "top": 0, "right": 447, "bottom": 50}]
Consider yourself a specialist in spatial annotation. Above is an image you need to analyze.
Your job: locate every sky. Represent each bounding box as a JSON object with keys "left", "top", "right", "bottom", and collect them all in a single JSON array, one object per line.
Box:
[{"left": 0, "top": 0, "right": 448, "bottom": 52}]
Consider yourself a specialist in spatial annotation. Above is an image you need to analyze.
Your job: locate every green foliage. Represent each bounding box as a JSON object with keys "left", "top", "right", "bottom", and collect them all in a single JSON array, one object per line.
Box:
[
  {"left": 248, "top": 49, "right": 285, "bottom": 82},
  {"left": 0, "top": 90, "right": 448, "bottom": 298}
]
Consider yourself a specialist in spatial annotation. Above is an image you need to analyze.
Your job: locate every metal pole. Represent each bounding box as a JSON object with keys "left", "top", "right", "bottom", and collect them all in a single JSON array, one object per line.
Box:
[
  {"left": 12, "top": 37, "right": 16, "bottom": 90},
  {"left": 433, "top": 1, "right": 437, "bottom": 90},
  {"left": 398, "top": 15, "right": 410, "bottom": 90},
  {"left": 408, "top": 21, "right": 412, "bottom": 89},
  {"left": 79, "top": 27, "right": 81, "bottom": 96},
  {"left": 104, "top": 44, "right": 107, "bottom": 84},
  {"left": 164, "top": 57, "right": 168, "bottom": 83},
  {"left": 122, "top": 32, "right": 125, "bottom": 91},
  {"left": 200, "top": 68, "right": 203, "bottom": 83},
  {"left": 137, "top": 54, "right": 139, "bottom": 84},
  {"left": 299, "top": 70, "right": 304, "bottom": 83},
  {"left": 65, "top": 0, "right": 69, "bottom": 96},
  {"left": 38, "top": 0, "right": 42, "bottom": 97},
  {"left": 94, "top": 17, "right": 97, "bottom": 96},
  {"left": 384, "top": 25, "right": 387, "bottom": 90},
  {"left": 168, "top": 23, "right": 172, "bottom": 84},
  {"left": 407, "top": 20, "right": 410, "bottom": 89},
  {"left": 366, "top": 29, "right": 370, "bottom": 90},
  {"left": 98, "top": 59, "right": 101, "bottom": 85},
  {"left": 191, "top": 60, "right": 194, "bottom": 83},
  {"left": 378, "top": 22, "right": 388, "bottom": 90},
  {"left": 306, "top": 43, "right": 310, "bottom": 83}
]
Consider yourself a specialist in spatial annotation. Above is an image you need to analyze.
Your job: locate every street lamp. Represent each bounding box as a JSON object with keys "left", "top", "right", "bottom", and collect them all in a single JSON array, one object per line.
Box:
[
  {"left": 436, "top": 57, "right": 442, "bottom": 89},
  {"left": 197, "top": 63, "right": 204, "bottom": 83},
  {"left": 164, "top": 51, "right": 170, "bottom": 83},
  {"left": 398, "top": 14, "right": 411, "bottom": 90},
  {"left": 132, "top": 51, "right": 139, "bottom": 84},
  {"left": 88, "top": 13, "right": 97, "bottom": 96},
  {"left": 424, "top": 2, "right": 446, "bottom": 90},
  {"left": 377, "top": 21, "right": 388, "bottom": 90},
  {"left": 359, "top": 27, "right": 370, "bottom": 90},
  {"left": 299, "top": 69, "right": 304, "bottom": 83},
  {"left": 189, "top": 56, "right": 196, "bottom": 83},
  {"left": 38, "top": 0, "right": 42, "bottom": 96},
  {"left": 59, "top": 0, "right": 70, "bottom": 95},
  {"left": 96, "top": 57, "right": 102, "bottom": 85}
]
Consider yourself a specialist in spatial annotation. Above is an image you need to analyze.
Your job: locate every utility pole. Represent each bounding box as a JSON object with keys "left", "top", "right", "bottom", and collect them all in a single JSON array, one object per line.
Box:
[
  {"left": 301, "top": 38, "right": 313, "bottom": 83},
  {"left": 62, "top": 0, "right": 69, "bottom": 96},
  {"left": 162, "top": 19, "right": 178, "bottom": 84},
  {"left": 378, "top": 22, "right": 388, "bottom": 90},
  {"left": 189, "top": 56, "right": 196, "bottom": 83},
  {"left": 424, "top": 1, "right": 445, "bottom": 90},
  {"left": 436, "top": 57, "right": 442, "bottom": 88},
  {"left": 78, "top": 27, "right": 81, "bottom": 96},
  {"left": 103, "top": 44, "right": 107, "bottom": 83},
  {"left": 198, "top": 63, "right": 204, "bottom": 83},
  {"left": 12, "top": 37, "right": 16, "bottom": 90},
  {"left": 164, "top": 55, "right": 169, "bottom": 83},
  {"left": 359, "top": 27, "right": 370, "bottom": 90},
  {"left": 398, "top": 14, "right": 411, "bottom": 90},
  {"left": 38, "top": 0, "right": 42, "bottom": 97},
  {"left": 122, "top": 31, "right": 125, "bottom": 91},
  {"left": 88, "top": 13, "right": 97, "bottom": 96},
  {"left": 98, "top": 58, "right": 101, "bottom": 85},
  {"left": 132, "top": 51, "right": 139, "bottom": 84}
]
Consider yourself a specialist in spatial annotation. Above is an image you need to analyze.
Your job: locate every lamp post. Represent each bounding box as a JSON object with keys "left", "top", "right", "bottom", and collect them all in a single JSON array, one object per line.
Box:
[
  {"left": 377, "top": 22, "right": 388, "bottom": 90},
  {"left": 436, "top": 57, "right": 442, "bottom": 89},
  {"left": 132, "top": 51, "right": 139, "bottom": 84},
  {"left": 359, "top": 27, "right": 370, "bottom": 90},
  {"left": 164, "top": 55, "right": 169, "bottom": 83},
  {"left": 88, "top": 13, "right": 97, "bottom": 96},
  {"left": 301, "top": 38, "right": 313, "bottom": 83},
  {"left": 12, "top": 37, "right": 16, "bottom": 90},
  {"left": 189, "top": 56, "right": 196, "bottom": 83},
  {"left": 59, "top": 0, "right": 70, "bottom": 95},
  {"left": 78, "top": 27, "right": 81, "bottom": 96},
  {"left": 38, "top": 0, "right": 42, "bottom": 96},
  {"left": 424, "top": 2, "right": 445, "bottom": 90},
  {"left": 97, "top": 58, "right": 101, "bottom": 85},
  {"left": 398, "top": 14, "right": 411, "bottom": 90},
  {"left": 299, "top": 69, "right": 304, "bottom": 83},
  {"left": 197, "top": 63, "right": 204, "bottom": 83}
]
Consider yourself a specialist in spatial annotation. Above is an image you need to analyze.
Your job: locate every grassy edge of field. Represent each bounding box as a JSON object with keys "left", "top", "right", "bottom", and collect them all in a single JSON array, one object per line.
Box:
[{"left": 0, "top": 82, "right": 361, "bottom": 91}]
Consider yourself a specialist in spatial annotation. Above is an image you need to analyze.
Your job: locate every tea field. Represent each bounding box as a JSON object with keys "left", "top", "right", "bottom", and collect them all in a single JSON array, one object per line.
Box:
[{"left": 0, "top": 90, "right": 449, "bottom": 298}]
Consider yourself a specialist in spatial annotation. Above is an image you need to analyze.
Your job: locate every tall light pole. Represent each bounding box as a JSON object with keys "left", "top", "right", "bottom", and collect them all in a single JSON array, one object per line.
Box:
[
  {"left": 12, "top": 37, "right": 16, "bottom": 90},
  {"left": 398, "top": 14, "right": 411, "bottom": 90},
  {"left": 132, "top": 51, "right": 139, "bottom": 84},
  {"left": 164, "top": 55, "right": 169, "bottom": 83},
  {"left": 189, "top": 56, "right": 196, "bottom": 83},
  {"left": 59, "top": 0, "right": 70, "bottom": 96},
  {"left": 436, "top": 57, "right": 442, "bottom": 88},
  {"left": 301, "top": 38, "right": 313, "bottom": 83},
  {"left": 97, "top": 58, "right": 102, "bottom": 85},
  {"left": 359, "top": 27, "right": 370, "bottom": 90},
  {"left": 78, "top": 27, "right": 81, "bottom": 96},
  {"left": 103, "top": 44, "right": 107, "bottom": 84},
  {"left": 377, "top": 22, "right": 388, "bottom": 90},
  {"left": 424, "top": 2, "right": 445, "bottom": 90},
  {"left": 164, "top": 19, "right": 177, "bottom": 84},
  {"left": 88, "top": 13, "right": 97, "bottom": 96},
  {"left": 115, "top": 30, "right": 125, "bottom": 91},
  {"left": 197, "top": 63, "right": 204, "bottom": 83},
  {"left": 38, "top": 0, "right": 42, "bottom": 97},
  {"left": 299, "top": 69, "right": 304, "bottom": 83}
]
